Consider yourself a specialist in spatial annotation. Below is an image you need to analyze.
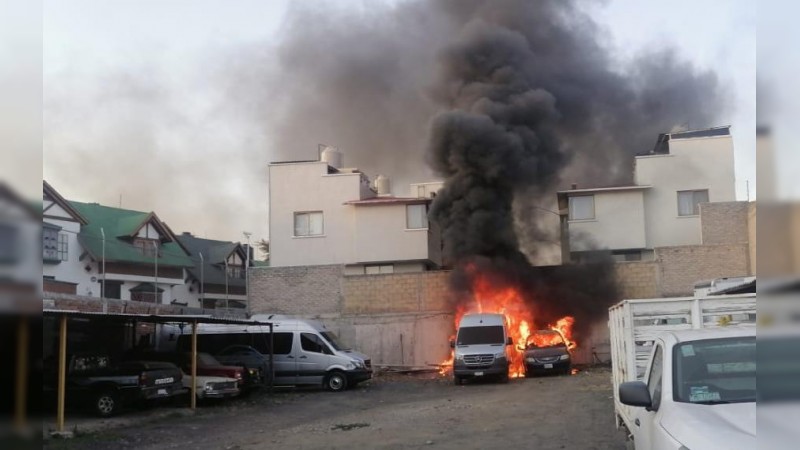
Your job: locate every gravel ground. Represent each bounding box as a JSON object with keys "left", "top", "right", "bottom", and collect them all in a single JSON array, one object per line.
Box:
[{"left": 45, "top": 367, "right": 627, "bottom": 450}]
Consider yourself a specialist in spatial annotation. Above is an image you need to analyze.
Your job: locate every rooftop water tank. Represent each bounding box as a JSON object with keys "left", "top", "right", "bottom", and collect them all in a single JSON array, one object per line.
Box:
[
  {"left": 320, "top": 146, "right": 343, "bottom": 169},
  {"left": 375, "top": 174, "right": 391, "bottom": 196}
]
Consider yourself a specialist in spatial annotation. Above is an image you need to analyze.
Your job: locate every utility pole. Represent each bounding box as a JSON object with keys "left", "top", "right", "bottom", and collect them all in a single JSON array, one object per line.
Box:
[
  {"left": 199, "top": 252, "right": 204, "bottom": 308},
  {"left": 224, "top": 258, "right": 229, "bottom": 310},
  {"left": 153, "top": 241, "right": 159, "bottom": 304},
  {"left": 100, "top": 227, "right": 106, "bottom": 313},
  {"left": 243, "top": 232, "right": 252, "bottom": 314}
]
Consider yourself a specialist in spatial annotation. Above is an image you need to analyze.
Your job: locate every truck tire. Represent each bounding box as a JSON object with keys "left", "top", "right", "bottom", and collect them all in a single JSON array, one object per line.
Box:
[
  {"left": 324, "top": 371, "right": 348, "bottom": 392},
  {"left": 94, "top": 390, "right": 119, "bottom": 417}
]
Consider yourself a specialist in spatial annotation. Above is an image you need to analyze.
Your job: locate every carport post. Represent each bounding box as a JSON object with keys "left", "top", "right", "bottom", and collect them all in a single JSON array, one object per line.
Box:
[
  {"left": 57, "top": 314, "right": 68, "bottom": 432},
  {"left": 269, "top": 323, "right": 274, "bottom": 395},
  {"left": 191, "top": 320, "right": 197, "bottom": 410},
  {"left": 14, "top": 317, "right": 29, "bottom": 429}
]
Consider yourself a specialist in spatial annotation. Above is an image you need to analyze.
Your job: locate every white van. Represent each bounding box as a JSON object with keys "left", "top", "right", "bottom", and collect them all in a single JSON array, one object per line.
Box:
[
  {"left": 450, "top": 313, "right": 513, "bottom": 384},
  {"left": 168, "top": 316, "right": 372, "bottom": 392}
]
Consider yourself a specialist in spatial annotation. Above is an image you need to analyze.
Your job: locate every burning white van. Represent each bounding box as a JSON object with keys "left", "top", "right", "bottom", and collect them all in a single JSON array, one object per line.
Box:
[{"left": 450, "top": 313, "right": 514, "bottom": 384}]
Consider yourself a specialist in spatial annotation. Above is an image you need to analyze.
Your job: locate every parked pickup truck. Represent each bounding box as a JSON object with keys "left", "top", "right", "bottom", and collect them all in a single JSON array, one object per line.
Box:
[
  {"left": 609, "top": 294, "right": 756, "bottom": 449},
  {"left": 44, "top": 354, "right": 186, "bottom": 417}
]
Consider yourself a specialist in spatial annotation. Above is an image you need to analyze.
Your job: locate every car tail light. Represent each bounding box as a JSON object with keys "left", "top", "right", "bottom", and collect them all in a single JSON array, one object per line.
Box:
[
  {"left": 235, "top": 371, "right": 243, "bottom": 380},
  {"left": 139, "top": 372, "right": 148, "bottom": 385}
]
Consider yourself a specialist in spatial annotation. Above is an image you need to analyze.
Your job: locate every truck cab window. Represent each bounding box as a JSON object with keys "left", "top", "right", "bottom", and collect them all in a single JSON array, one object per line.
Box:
[{"left": 647, "top": 345, "right": 664, "bottom": 410}]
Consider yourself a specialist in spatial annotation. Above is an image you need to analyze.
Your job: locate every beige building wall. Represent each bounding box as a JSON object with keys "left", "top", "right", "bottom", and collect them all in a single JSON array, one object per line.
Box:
[
  {"left": 269, "top": 162, "right": 362, "bottom": 267},
  {"left": 569, "top": 190, "right": 646, "bottom": 251},
  {"left": 635, "top": 135, "right": 736, "bottom": 248},
  {"left": 353, "top": 205, "right": 432, "bottom": 263}
]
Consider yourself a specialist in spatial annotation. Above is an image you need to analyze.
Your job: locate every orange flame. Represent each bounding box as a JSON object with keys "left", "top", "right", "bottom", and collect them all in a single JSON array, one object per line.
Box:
[{"left": 439, "top": 266, "right": 576, "bottom": 378}]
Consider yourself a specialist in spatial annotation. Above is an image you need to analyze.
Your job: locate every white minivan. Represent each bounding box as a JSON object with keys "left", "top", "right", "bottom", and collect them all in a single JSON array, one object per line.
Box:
[
  {"left": 168, "top": 316, "right": 372, "bottom": 392},
  {"left": 451, "top": 313, "right": 513, "bottom": 384}
]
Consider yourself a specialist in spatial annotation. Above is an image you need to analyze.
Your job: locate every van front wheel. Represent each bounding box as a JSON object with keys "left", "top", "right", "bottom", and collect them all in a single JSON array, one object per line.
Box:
[{"left": 324, "top": 371, "right": 348, "bottom": 392}]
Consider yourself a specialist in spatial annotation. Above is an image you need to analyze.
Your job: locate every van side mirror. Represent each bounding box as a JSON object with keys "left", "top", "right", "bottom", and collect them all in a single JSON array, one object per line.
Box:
[
  {"left": 449, "top": 338, "right": 455, "bottom": 349},
  {"left": 506, "top": 337, "right": 513, "bottom": 346},
  {"left": 619, "top": 381, "right": 652, "bottom": 408}
]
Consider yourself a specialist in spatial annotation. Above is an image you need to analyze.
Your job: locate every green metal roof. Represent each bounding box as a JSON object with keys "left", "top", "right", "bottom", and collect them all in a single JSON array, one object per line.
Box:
[{"left": 70, "top": 201, "right": 194, "bottom": 268}]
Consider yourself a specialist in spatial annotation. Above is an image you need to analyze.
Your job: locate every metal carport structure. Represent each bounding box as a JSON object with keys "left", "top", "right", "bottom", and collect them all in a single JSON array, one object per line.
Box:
[{"left": 42, "top": 309, "right": 273, "bottom": 433}]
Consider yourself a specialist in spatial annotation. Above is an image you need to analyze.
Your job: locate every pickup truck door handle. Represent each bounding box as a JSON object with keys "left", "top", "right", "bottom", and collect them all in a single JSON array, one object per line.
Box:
[
  {"left": 299, "top": 355, "right": 307, "bottom": 359},
  {"left": 634, "top": 419, "right": 640, "bottom": 427}
]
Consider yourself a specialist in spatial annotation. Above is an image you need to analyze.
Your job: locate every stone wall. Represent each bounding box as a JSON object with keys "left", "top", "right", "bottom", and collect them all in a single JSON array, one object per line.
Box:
[
  {"left": 700, "top": 201, "right": 749, "bottom": 245},
  {"left": 613, "top": 262, "right": 659, "bottom": 299},
  {"left": 343, "top": 271, "right": 451, "bottom": 314},
  {"left": 248, "top": 265, "right": 344, "bottom": 316},
  {"left": 656, "top": 244, "right": 750, "bottom": 297}
]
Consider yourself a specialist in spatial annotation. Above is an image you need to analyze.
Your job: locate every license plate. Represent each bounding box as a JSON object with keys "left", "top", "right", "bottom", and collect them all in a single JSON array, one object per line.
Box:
[
  {"left": 155, "top": 377, "right": 174, "bottom": 385},
  {"left": 544, "top": 364, "right": 553, "bottom": 369},
  {"left": 157, "top": 388, "right": 168, "bottom": 396},
  {"left": 475, "top": 371, "right": 484, "bottom": 376}
]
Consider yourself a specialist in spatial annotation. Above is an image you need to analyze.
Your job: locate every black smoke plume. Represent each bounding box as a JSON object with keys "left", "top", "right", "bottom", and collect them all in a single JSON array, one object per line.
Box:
[{"left": 425, "top": 0, "right": 722, "bottom": 337}]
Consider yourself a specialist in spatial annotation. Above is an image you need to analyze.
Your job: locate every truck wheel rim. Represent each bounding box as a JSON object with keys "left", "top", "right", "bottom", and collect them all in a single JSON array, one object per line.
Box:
[
  {"left": 98, "top": 396, "right": 114, "bottom": 414},
  {"left": 329, "top": 376, "right": 344, "bottom": 390}
]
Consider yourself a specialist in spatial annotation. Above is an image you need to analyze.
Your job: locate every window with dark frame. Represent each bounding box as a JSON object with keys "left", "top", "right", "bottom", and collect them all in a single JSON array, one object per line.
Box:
[
  {"left": 42, "top": 227, "right": 58, "bottom": 261},
  {"left": 133, "top": 238, "right": 160, "bottom": 257},
  {"left": 57, "top": 232, "right": 69, "bottom": 261},
  {"left": 406, "top": 203, "right": 427, "bottom": 229}
]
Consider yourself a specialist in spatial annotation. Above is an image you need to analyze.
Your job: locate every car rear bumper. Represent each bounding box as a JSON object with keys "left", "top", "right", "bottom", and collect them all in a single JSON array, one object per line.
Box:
[
  {"left": 140, "top": 383, "right": 186, "bottom": 400},
  {"left": 200, "top": 387, "right": 240, "bottom": 399}
]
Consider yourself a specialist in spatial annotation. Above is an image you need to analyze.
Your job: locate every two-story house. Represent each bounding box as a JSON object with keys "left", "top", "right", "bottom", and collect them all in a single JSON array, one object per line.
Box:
[
  {"left": 175, "top": 232, "right": 251, "bottom": 309},
  {"left": 557, "top": 126, "right": 737, "bottom": 262},
  {"left": 268, "top": 146, "right": 443, "bottom": 274}
]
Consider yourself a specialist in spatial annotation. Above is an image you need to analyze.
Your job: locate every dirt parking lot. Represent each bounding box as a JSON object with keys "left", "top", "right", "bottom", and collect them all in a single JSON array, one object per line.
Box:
[{"left": 46, "top": 367, "right": 627, "bottom": 450}]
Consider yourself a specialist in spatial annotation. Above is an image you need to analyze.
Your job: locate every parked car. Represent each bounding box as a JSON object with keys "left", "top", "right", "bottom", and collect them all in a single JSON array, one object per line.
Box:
[
  {"left": 43, "top": 354, "right": 186, "bottom": 417},
  {"left": 182, "top": 372, "right": 240, "bottom": 400},
  {"left": 126, "top": 351, "right": 261, "bottom": 390},
  {"left": 172, "top": 317, "right": 372, "bottom": 392},
  {"left": 450, "top": 313, "right": 513, "bottom": 385},
  {"left": 523, "top": 329, "right": 571, "bottom": 376},
  {"left": 214, "top": 345, "right": 271, "bottom": 385}
]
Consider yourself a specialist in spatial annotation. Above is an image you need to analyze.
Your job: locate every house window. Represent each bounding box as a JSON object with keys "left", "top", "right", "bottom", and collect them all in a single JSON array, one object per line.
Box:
[
  {"left": 294, "top": 211, "right": 324, "bottom": 236},
  {"left": 406, "top": 204, "right": 428, "bottom": 229},
  {"left": 42, "top": 227, "right": 59, "bottom": 261},
  {"left": 57, "top": 232, "right": 69, "bottom": 261},
  {"left": 226, "top": 265, "right": 244, "bottom": 279},
  {"left": 568, "top": 195, "right": 595, "bottom": 220},
  {"left": 365, "top": 264, "right": 394, "bottom": 275},
  {"left": 133, "top": 238, "right": 160, "bottom": 257},
  {"left": 677, "top": 190, "right": 709, "bottom": 216}
]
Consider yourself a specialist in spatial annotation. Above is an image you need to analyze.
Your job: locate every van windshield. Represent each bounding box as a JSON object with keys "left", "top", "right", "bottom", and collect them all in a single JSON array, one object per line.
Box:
[
  {"left": 320, "top": 331, "right": 348, "bottom": 351},
  {"left": 457, "top": 326, "right": 504, "bottom": 346}
]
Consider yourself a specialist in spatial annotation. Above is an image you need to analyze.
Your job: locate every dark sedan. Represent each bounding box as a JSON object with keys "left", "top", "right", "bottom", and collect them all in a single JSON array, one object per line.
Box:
[{"left": 523, "top": 330, "right": 571, "bottom": 376}]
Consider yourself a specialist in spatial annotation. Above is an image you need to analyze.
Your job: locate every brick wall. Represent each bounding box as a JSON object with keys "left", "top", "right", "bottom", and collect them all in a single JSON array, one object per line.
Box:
[
  {"left": 700, "top": 201, "right": 749, "bottom": 245},
  {"left": 248, "top": 265, "right": 344, "bottom": 315},
  {"left": 613, "top": 261, "right": 659, "bottom": 299},
  {"left": 656, "top": 244, "right": 749, "bottom": 297},
  {"left": 343, "top": 271, "right": 452, "bottom": 314}
]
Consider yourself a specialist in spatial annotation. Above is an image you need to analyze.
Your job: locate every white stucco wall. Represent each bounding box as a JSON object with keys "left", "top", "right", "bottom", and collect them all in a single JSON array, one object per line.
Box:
[
  {"left": 269, "top": 162, "right": 362, "bottom": 266},
  {"left": 568, "top": 190, "right": 647, "bottom": 251},
  {"left": 353, "top": 204, "right": 430, "bottom": 263},
  {"left": 634, "top": 135, "right": 736, "bottom": 248}
]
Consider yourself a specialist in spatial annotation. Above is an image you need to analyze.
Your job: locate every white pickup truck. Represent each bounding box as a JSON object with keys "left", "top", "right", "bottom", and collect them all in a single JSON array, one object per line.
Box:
[{"left": 609, "top": 294, "right": 756, "bottom": 450}]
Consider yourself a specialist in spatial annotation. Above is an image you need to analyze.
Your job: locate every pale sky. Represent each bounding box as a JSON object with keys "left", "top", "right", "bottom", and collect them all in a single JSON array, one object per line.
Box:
[{"left": 41, "top": 0, "right": 758, "bottom": 248}]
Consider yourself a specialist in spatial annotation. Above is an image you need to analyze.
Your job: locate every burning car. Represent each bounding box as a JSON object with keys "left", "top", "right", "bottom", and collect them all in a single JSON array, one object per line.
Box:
[
  {"left": 451, "top": 313, "right": 513, "bottom": 385},
  {"left": 523, "top": 329, "right": 571, "bottom": 376}
]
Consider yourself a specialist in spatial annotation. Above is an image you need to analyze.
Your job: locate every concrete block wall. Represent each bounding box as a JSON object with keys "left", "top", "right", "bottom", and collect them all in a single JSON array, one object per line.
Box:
[
  {"left": 248, "top": 265, "right": 344, "bottom": 316},
  {"left": 343, "top": 271, "right": 451, "bottom": 314},
  {"left": 613, "top": 261, "right": 659, "bottom": 299},
  {"left": 656, "top": 244, "right": 750, "bottom": 297},
  {"left": 700, "top": 201, "right": 749, "bottom": 245}
]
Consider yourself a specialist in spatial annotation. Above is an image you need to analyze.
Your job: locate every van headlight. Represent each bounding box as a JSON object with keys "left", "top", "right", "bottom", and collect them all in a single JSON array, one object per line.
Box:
[
  {"left": 455, "top": 354, "right": 464, "bottom": 362},
  {"left": 559, "top": 354, "right": 570, "bottom": 361}
]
